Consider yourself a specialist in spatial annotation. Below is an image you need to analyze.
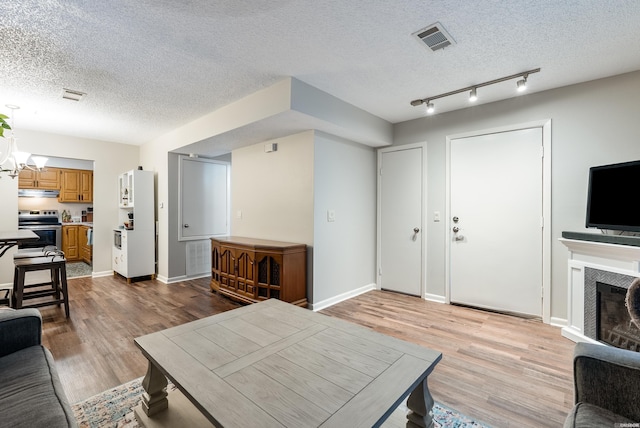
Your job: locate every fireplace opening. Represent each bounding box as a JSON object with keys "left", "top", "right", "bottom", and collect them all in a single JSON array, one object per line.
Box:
[{"left": 596, "top": 281, "right": 640, "bottom": 351}]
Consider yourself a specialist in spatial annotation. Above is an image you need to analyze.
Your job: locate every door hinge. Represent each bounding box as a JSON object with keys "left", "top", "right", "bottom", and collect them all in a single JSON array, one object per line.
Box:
[
  {"left": 378, "top": 267, "right": 382, "bottom": 275},
  {"left": 379, "top": 167, "right": 382, "bottom": 176},
  {"left": 540, "top": 146, "right": 544, "bottom": 158},
  {"left": 540, "top": 216, "right": 544, "bottom": 228}
]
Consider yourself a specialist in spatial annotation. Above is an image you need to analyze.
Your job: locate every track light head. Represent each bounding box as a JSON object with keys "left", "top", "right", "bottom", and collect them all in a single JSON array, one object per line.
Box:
[
  {"left": 469, "top": 88, "right": 478, "bottom": 102},
  {"left": 517, "top": 76, "right": 527, "bottom": 92},
  {"left": 410, "top": 99, "right": 425, "bottom": 107},
  {"left": 426, "top": 101, "right": 435, "bottom": 114}
]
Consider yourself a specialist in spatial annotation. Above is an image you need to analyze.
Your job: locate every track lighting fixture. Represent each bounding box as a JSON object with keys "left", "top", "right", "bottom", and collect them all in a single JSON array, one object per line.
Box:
[
  {"left": 410, "top": 68, "right": 540, "bottom": 115},
  {"left": 426, "top": 102, "right": 435, "bottom": 114},
  {"left": 517, "top": 76, "right": 527, "bottom": 92},
  {"left": 469, "top": 87, "right": 478, "bottom": 102}
]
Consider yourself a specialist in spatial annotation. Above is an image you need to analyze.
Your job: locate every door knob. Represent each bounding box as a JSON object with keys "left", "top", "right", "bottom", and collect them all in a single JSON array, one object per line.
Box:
[
  {"left": 184, "top": 224, "right": 189, "bottom": 228},
  {"left": 413, "top": 227, "right": 420, "bottom": 233},
  {"left": 453, "top": 226, "right": 460, "bottom": 233}
]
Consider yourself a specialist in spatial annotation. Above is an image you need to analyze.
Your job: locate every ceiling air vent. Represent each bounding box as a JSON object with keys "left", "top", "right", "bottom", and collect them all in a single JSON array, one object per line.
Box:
[
  {"left": 62, "top": 88, "right": 86, "bottom": 101},
  {"left": 413, "top": 22, "right": 455, "bottom": 52}
]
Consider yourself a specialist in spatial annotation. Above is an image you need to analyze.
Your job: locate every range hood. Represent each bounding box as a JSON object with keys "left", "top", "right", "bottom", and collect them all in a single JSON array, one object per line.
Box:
[{"left": 18, "top": 189, "right": 60, "bottom": 198}]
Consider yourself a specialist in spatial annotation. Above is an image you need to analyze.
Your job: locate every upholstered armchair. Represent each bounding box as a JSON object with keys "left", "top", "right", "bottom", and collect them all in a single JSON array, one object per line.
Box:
[{"left": 565, "top": 342, "right": 640, "bottom": 427}]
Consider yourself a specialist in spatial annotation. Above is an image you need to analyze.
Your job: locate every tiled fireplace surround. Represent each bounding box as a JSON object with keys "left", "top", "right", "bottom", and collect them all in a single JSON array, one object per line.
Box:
[{"left": 560, "top": 236, "right": 640, "bottom": 343}]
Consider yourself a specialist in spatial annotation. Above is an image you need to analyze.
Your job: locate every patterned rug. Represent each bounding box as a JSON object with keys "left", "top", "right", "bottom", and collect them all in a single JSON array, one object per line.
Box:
[
  {"left": 72, "top": 378, "right": 490, "bottom": 428},
  {"left": 66, "top": 262, "right": 92, "bottom": 278}
]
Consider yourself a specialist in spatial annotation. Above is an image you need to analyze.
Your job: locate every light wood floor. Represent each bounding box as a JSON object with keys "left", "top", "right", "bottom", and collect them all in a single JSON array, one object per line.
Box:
[{"left": 40, "top": 275, "right": 574, "bottom": 427}]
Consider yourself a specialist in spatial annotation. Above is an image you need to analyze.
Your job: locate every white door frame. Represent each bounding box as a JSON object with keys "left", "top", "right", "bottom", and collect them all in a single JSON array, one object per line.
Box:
[
  {"left": 377, "top": 142, "right": 428, "bottom": 298},
  {"left": 445, "top": 120, "right": 552, "bottom": 323}
]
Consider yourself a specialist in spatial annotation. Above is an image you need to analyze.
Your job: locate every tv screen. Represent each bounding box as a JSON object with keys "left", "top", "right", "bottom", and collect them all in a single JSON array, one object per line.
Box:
[{"left": 586, "top": 160, "right": 640, "bottom": 232}]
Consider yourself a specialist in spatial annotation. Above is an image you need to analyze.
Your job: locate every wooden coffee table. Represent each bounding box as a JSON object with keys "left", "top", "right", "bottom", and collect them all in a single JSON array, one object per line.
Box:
[{"left": 134, "top": 299, "right": 441, "bottom": 428}]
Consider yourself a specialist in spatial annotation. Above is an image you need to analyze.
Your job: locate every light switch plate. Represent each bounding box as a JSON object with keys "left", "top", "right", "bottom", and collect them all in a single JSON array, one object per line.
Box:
[{"left": 327, "top": 210, "right": 336, "bottom": 222}]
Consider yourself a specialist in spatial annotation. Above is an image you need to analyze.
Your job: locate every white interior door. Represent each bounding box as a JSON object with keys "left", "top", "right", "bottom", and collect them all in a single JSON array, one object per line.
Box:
[
  {"left": 450, "top": 128, "right": 543, "bottom": 316},
  {"left": 379, "top": 147, "right": 423, "bottom": 296},
  {"left": 179, "top": 156, "right": 230, "bottom": 240}
]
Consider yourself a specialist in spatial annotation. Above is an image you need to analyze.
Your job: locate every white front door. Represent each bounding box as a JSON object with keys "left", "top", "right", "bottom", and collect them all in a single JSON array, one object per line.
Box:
[
  {"left": 450, "top": 128, "right": 543, "bottom": 316},
  {"left": 379, "top": 146, "right": 423, "bottom": 296}
]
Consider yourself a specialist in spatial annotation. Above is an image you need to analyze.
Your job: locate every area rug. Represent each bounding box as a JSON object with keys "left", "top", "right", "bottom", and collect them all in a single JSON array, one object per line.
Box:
[
  {"left": 66, "top": 261, "right": 93, "bottom": 278},
  {"left": 72, "top": 377, "right": 490, "bottom": 427}
]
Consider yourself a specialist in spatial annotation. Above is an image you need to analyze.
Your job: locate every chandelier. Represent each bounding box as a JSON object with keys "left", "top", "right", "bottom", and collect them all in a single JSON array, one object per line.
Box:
[{"left": 0, "top": 105, "right": 48, "bottom": 179}]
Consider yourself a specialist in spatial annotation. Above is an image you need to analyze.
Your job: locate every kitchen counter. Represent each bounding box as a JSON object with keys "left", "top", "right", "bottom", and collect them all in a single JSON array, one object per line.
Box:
[{"left": 62, "top": 222, "right": 93, "bottom": 227}]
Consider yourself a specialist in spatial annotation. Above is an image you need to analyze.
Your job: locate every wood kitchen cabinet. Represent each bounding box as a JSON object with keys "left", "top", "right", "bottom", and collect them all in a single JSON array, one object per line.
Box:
[
  {"left": 18, "top": 167, "right": 61, "bottom": 190},
  {"left": 211, "top": 237, "right": 307, "bottom": 307},
  {"left": 59, "top": 169, "right": 93, "bottom": 202},
  {"left": 62, "top": 225, "right": 80, "bottom": 261},
  {"left": 79, "top": 225, "right": 92, "bottom": 264}
]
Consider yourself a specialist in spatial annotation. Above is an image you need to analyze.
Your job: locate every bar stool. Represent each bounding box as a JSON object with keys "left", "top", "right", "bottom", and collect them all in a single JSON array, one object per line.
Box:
[
  {"left": 13, "top": 245, "right": 60, "bottom": 259},
  {"left": 12, "top": 253, "right": 69, "bottom": 318}
]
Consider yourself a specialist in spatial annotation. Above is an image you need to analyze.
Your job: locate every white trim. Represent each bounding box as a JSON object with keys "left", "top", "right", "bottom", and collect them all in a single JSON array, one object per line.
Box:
[
  {"left": 311, "top": 283, "right": 376, "bottom": 312},
  {"left": 155, "top": 274, "right": 171, "bottom": 284},
  {"left": 445, "top": 119, "right": 552, "bottom": 323},
  {"left": 376, "top": 142, "right": 428, "bottom": 298},
  {"left": 91, "top": 270, "right": 114, "bottom": 278},
  {"left": 424, "top": 293, "right": 446, "bottom": 304},
  {"left": 160, "top": 273, "right": 212, "bottom": 284},
  {"left": 550, "top": 317, "right": 568, "bottom": 328},
  {"left": 561, "top": 327, "right": 600, "bottom": 344}
]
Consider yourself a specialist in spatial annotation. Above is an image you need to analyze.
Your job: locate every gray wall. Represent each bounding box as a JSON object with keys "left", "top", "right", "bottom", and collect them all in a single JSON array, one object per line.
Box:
[
  {"left": 393, "top": 70, "right": 640, "bottom": 322},
  {"left": 313, "top": 132, "right": 377, "bottom": 305}
]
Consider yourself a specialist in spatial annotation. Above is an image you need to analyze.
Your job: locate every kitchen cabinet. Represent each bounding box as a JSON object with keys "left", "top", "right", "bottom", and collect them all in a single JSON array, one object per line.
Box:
[
  {"left": 59, "top": 169, "right": 93, "bottom": 202},
  {"left": 211, "top": 237, "right": 307, "bottom": 307},
  {"left": 18, "top": 167, "right": 61, "bottom": 190},
  {"left": 62, "top": 225, "right": 80, "bottom": 261},
  {"left": 79, "top": 225, "right": 92, "bottom": 265},
  {"left": 113, "top": 169, "right": 155, "bottom": 281}
]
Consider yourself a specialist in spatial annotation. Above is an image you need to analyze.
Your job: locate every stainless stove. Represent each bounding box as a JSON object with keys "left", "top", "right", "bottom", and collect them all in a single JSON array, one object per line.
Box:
[{"left": 18, "top": 210, "right": 62, "bottom": 250}]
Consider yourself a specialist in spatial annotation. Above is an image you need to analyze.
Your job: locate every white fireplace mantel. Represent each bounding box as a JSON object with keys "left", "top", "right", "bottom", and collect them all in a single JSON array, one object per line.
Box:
[{"left": 560, "top": 235, "right": 640, "bottom": 343}]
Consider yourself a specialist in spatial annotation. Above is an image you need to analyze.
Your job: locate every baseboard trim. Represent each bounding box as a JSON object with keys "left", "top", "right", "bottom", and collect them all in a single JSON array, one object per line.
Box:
[
  {"left": 424, "top": 293, "right": 446, "bottom": 303},
  {"left": 311, "top": 283, "right": 377, "bottom": 312},
  {"left": 156, "top": 273, "right": 211, "bottom": 284},
  {"left": 550, "top": 317, "right": 568, "bottom": 328},
  {"left": 92, "top": 270, "right": 114, "bottom": 278},
  {"left": 561, "top": 326, "right": 600, "bottom": 344}
]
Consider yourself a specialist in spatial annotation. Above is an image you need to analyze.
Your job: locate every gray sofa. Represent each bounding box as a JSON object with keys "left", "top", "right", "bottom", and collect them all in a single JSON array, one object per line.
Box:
[
  {"left": 0, "top": 308, "right": 77, "bottom": 428},
  {"left": 565, "top": 342, "right": 640, "bottom": 427}
]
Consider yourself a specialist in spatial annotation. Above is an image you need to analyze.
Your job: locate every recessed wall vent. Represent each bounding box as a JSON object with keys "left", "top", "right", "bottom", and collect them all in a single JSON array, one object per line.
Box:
[
  {"left": 62, "top": 88, "right": 86, "bottom": 101},
  {"left": 413, "top": 22, "right": 455, "bottom": 52}
]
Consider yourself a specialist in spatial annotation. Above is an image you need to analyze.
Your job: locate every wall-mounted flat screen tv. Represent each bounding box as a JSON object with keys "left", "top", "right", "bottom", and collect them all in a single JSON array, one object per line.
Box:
[{"left": 586, "top": 160, "right": 640, "bottom": 232}]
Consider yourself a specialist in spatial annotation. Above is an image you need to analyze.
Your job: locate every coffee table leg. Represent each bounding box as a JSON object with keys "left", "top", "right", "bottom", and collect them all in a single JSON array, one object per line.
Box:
[
  {"left": 141, "top": 360, "right": 168, "bottom": 416},
  {"left": 406, "top": 377, "right": 435, "bottom": 428}
]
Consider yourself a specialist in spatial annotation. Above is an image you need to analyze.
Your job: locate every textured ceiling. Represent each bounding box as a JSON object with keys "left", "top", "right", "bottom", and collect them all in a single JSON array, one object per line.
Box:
[{"left": 1, "top": 0, "right": 640, "bottom": 147}]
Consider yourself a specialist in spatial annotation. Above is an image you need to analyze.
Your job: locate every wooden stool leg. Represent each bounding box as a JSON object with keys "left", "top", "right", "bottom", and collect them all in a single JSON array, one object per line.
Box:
[
  {"left": 14, "top": 267, "right": 25, "bottom": 309},
  {"left": 60, "top": 263, "right": 69, "bottom": 318},
  {"left": 53, "top": 266, "right": 61, "bottom": 302},
  {"left": 11, "top": 266, "right": 18, "bottom": 308}
]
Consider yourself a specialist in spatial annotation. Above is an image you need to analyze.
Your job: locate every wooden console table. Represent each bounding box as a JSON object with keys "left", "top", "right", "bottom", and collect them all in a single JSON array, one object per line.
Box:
[{"left": 210, "top": 236, "right": 307, "bottom": 307}]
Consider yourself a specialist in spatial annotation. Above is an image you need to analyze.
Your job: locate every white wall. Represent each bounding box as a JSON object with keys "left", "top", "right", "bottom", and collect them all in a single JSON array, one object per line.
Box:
[
  {"left": 393, "top": 70, "right": 640, "bottom": 322},
  {"left": 231, "top": 131, "right": 314, "bottom": 245},
  {"left": 313, "top": 132, "right": 377, "bottom": 307},
  {"left": 0, "top": 129, "right": 139, "bottom": 282},
  {"left": 0, "top": 175, "right": 19, "bottom": 285}
]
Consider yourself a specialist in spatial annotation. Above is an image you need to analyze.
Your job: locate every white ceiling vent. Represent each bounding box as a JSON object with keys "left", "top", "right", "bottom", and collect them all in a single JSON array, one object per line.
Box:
[
  {"left": 62, "top": 88, "right": 86, "bottom": 101},
  {"left": 413, "top": 22, "right": 455, "bottom": 52}
]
